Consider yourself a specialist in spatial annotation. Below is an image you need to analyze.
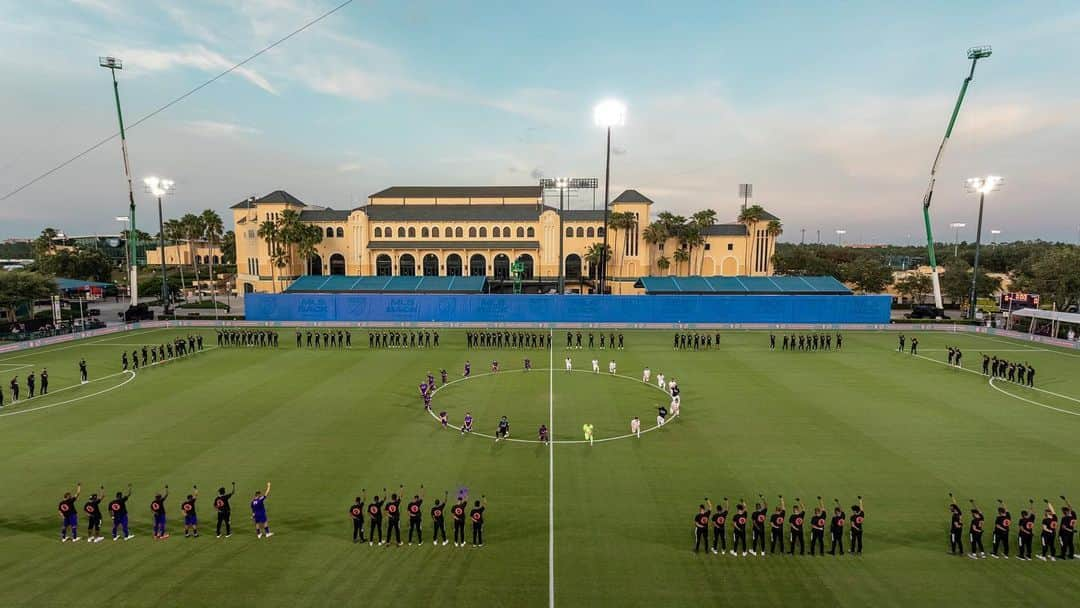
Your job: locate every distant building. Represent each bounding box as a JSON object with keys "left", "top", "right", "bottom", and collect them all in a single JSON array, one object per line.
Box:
[
  {"left": 145, "top": 243, "right": 224, "bottom": 267},
  {"left": 232, "top": 186, "right": 781, "bottom": 295}
]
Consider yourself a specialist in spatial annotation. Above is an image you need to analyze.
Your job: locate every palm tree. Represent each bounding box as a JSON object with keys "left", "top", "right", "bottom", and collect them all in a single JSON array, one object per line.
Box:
[
  {"left": 201, "top": 209, "right": 224, "bottom": 307},
  {"left": 679, "top": 224, "right": 704, "bottom": 276},
  {"left": 583, "top": 242, "right": 612, "bottom": 286},
  {"left": 180, "top": 213, "right": 205, "bottom": 299},
  {"left": 737, "top": 204, "right": 765, "bottom": 275},
  {"left": 672, "top": 248, "right": 690, "bottom": 275},
  {"left": 296, "top": 224, "right": 324, "bottom": 275},
  {"left": 256, "top": 219, "right": 279, "bottom": 294},
  {"left": 656, "top": 255, "right": 671, "bottom": 276},
  {"left": 163, "top": 219, "right": 187, "bottom": 297},
  {"left": 765, "top": 219, "right": 783, "bottom": 274},
  {"left": 642, "top": 222, "right": 668, "bottom": 275},
  {"left": 275, "top": 209, "right": 304, "bottom": 278},
  {"left": 691, "top": 209, "right": 717, "bottom": 274},
  {"left": 607, "top": 211, "right": 637, "bottom": 278}
]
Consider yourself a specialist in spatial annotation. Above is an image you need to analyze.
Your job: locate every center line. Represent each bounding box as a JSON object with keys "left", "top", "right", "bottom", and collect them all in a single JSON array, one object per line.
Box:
[{"left": 548, "top": 328, "right": 555, "bottom": 608}]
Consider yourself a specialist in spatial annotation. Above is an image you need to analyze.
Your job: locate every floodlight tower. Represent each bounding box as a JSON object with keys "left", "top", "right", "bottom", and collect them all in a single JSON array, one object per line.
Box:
[
  {"left": 919, "top": 45, "right": 992, "bottom": 315},
  {"left": 100, "top": 56, "right": 140, "bottom": 305},
  {"left": 594, "top": 99, "right": 626, "bottom": 295},
  {"left": 965, "top": 175, "right": 1002, "bottom": 319},
  {"left": 541, "top": 177, "right": 598, "bottom": 294}
]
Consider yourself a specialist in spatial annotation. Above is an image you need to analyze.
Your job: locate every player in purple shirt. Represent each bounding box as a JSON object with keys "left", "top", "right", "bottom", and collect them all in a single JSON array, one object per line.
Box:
[
  {"left": 538, "top": 424, "right": 548, "bottom": 443},
  {"left": 419, "top": 382, "right": 428, "bottom": 398},
  {"left": 423, "top": 392, "right": 432, "bottom": 410},
  {"left": 251, "top": 482, "right": 273, "bottom": 538},
  {"left": 426, "top": 372, "right": 435, "bottom": 387},
  {"left": 464, "top": 361, "right": 471, "bottom": 378},
  {"left": 461, "top": 412, "right": 473, "bottom": 435},
  {"left": 524, "top": 358, "right": 532, "bottom": 371}
]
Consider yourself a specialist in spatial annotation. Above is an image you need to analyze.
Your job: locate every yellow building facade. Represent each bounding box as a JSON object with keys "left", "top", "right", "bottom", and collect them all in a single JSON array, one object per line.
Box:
[
  {"left": 232, "top": 187, "right": 780, "bottom": 295},
  {"left": 146, "top": 243, "right": 224, "bottom": 267}
]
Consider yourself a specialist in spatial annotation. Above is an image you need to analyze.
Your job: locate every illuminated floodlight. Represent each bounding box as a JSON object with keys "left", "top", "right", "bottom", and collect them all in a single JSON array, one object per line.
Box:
[
  {"left": 965, "top": 175, "right": 1003, "bottom": 195},
  {"left": 967, "top": 45, "right": 992, "bottom": 60},
  {"left": 593, "top": 99, "right": 627, "bottom": 128}
]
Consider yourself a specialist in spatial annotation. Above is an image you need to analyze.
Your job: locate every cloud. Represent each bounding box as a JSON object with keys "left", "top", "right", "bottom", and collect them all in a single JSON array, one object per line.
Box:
[
  {"left": 162, "top": 6, "right": 220, "bottom": 44},
  {"left": 183, "top": 120, "right": 261, "bottom": 138},
  {"left": 115, "top": 45, "right": 278, "bottom": 94},
  {"left": 71, "top": 0, "right": 121, "bottom": 17}
]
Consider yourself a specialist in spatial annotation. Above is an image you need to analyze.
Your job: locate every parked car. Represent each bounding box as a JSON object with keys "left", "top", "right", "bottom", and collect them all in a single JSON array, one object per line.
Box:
[{"left": 905, "top": 304, "right": 949, "bottom": 320}]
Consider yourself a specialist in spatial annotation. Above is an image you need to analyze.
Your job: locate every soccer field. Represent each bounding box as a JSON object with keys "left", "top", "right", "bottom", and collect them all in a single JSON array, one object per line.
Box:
[{"left": 1, "top": 327, "right": 1079, "bottom": 607}]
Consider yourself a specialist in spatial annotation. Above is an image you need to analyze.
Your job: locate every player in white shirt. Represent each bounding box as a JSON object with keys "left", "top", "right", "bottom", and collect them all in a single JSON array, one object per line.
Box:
[
  {"left": 657, "top": 373, "right": 666, "bottom": 390},
  {"left": 671, "top": 396, "right": 680, "bottom": 417},
  {"left": 565, "top": 357, "right": 573, "bottom": 372},
  {"left": 642, "top": 367, "right": 651, "bottom": 383},
  {"left": 608, "top": 360, "right": 616, "bottom": 374},
  {"left": 591, "top": 359, "right": 600, "bottom": 373},
  {"left": 630, "top": 416, "right": 641, "bottom": 438},
  {"left": 668, "top": 379, "right": 678, "bottom": 396}
]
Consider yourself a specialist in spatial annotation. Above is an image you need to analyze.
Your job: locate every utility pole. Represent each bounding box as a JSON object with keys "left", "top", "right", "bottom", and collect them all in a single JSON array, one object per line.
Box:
[{"left": 100, "top": 56, "right": 139, "bottom": 306}]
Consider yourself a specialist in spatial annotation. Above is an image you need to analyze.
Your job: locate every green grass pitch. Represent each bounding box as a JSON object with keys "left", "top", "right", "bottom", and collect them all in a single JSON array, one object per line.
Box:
[{"left": 0, "top": 327, "right": 1079, "bottom": 607}]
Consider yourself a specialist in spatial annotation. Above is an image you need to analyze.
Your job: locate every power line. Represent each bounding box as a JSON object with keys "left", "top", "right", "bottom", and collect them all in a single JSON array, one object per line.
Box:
[{"left": 1, "top": 0, "right": 357, "bottom": 202}]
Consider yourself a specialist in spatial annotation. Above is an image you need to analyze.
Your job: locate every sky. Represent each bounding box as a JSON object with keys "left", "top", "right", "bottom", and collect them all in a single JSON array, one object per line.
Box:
[{"left": 1, "top": 0, "right": 1079, "bottom": 244}]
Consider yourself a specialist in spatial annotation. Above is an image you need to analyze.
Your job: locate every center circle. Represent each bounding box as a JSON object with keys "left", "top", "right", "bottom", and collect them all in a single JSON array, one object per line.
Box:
[{"left": 426, "top": 367, "right": 678, "bottom": 444}]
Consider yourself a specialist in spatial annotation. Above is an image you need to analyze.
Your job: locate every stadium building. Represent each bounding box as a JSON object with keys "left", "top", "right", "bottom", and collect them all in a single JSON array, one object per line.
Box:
[{"left": 232, "top": 186, "right": 781, "bottom": 295}]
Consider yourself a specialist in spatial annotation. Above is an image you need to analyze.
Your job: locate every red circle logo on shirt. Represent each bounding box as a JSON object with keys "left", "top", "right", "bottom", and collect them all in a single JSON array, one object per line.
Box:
[
  {"left": 85, "top": 504, "right": 96, "bottom": 514},
  {"left": 472, "top": 512, "right": 482, "bottom": 522},
  {"left": 409, "top": 505, "right": 419, "bottom": 514},
  {"left": 454, "top": 507, "right": 464, "bottom": 518},
  {"left": 855, "top": 516, "right": 864, "bottom": 525},
  {"left": 183, "top": 503, "right": 193, "bottom": 512},
  {"left": 351, "top": 507, "right": 362, "bottom": 517},
  {"left": 368, "top": 505, "right": 379, "bottom": 516},
  {"left": 59, "top": 503, "right": 70, "bottom": 513},
  {"left": 1002, "top": 518, "right": 1011, "bottom": 527},
  {"left": 110, "top": 503, "right": 121, "bottom": 512},
  {"left": 756, "top": 514, "right": 765, "bottom": 523},
  {"left": 387, "top": 504, "right": 397, "bottom": 514},
  {"left": 215, "top": 498, "right": 225, "bottom": 509},
  {"left": 795, "top": 517, "right": 804, "bottom": 526},
  {"left": 434, "top": 509, "right": 443, "bottom": 518},
  {"left": 151, "top": 502, "right": 161, "bottom": 511},
  {"left": 715, "top": 516, "right": 726, "bottom": 525}
]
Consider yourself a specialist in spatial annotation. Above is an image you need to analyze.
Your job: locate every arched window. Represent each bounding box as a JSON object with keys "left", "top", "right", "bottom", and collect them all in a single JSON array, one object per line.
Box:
[
  {"left": 516, "top": 254, "right": 534, "bottom": 280},
  {"left": 516, "top": 227, "right": 525, "bottom": 238},
  {"left": 374, "top": 227, "right": 382, "bottom": 238},
  {"left": 432, "top": 227, "right": 440, "bottom": 238},
  {"left": 399, "top": 253, "right": 416, "bottom": 276},
  {"left": 398, "top": 227, "right": 406, "bottom": 238},
  {"left": 565, "top": 227, "right": 573, "bottom": 238},
  {"left": 492, "top": 227, "right": 501, "bottom": 238},
  {"left": 469, "top": 227, "right": 477, "bottom": 238},
  {"left": 469, "top": 254, "right": 486, "bottom": 276},
  {"left": 326, "top": 227, "right": 334, "bottom": 238},
  {"left": 446, "top": 226, "right": 453, "bottom": 237},
  {"left": 308, "top": 253, "right": 323, "bottom": 275},
  {"left": 446, "top": 253, "right": 463, "bottom": 276},
  {"left": 329, "top": 253, "right": 346, "bottom": 275},
  {"left": 422, "top": 253, "right": 439, "bottom": 276},
  {"left": 336, "top": 227, "right": 344, "bottom": 238},
  {"left": 576, "top": 227, "right": 584, "bottom": 238},
  {"left": 479, "top": 227, "right": 487, "bottom": 238},
  {"left": 213, "top": 255, "right": 220, "bottom": 264},
  {"left": 376, "top": 254, "right": 392, "bottom": 276},
  {"left": 565, "top": 254, "right": 582, "bottom": 280},
  {"left": 455, "top": 227, "right": 463, "bottom": 238},
  {"left": 527, "top": 227, "right": 535, "bottom": 238},
  {"left": 408, "top": 227, "right": 416, "bottom": 238},
  {"left": 422, "top": 227, "right": 430, "bottom": 238},
  {"left": 493, "top": 254, "right": 510, "bottom": 279},
  {"left": 597, "top": 227, "right": 606, "bottom": 237},
  {"left": 503, "top": 226, "right": 510, "bottom": 237},
  {"left": 587, "top": 227, "right": 595, "bottom": 238}
]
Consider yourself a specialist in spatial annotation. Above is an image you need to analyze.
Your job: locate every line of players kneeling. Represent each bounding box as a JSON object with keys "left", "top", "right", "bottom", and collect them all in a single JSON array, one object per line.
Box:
[
  {"left": 948, "top": 494, "right": 1077, "bottom": 560},
  {"left": 694, "top": 495, "right": 865, "bottom": 556},
  {"left": 349, "top": 485, "right": 488, "bottom": 548}
]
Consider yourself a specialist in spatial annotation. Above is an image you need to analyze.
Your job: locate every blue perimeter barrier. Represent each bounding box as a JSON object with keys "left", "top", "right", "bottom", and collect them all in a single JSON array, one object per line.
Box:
[{"left": 244, "top": 293, "right": 892, "bottom": 325}]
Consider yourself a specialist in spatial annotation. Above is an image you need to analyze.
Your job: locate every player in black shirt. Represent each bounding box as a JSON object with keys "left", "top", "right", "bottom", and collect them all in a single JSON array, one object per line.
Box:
[
  {"left": 788, "top": 498, "right": 806, "bottom": 555},
  {"left": 991, "top": 499, "right": 1011, "bottom": 558},
  {"left": 83, "top": 485, "right": 105, "bottom": 542},
  {"left": 948, "top": 494, "right": 964, "bottom": 555},
  {"left": 1059, "top": 496, "right": 1076, "bottom": 560},
  {"left": 769, "top": 495, "right": 786, "bottom": 554},
  {"left": 909, "top": 337, "right": 918, "bottom": 355},
  {"left": 1039, "top": 500, "right": 1058, "bottom": 561},
  {"left": 79, "top": 358, "right": 88, "bottom": 384},
  {"left": 809, "top": 498, "right": 826, "bottom": 556},
  {"left": 109, "top": 484, "right": 134, "bottom": 540},
  {"left": 452, "top": 493, "right": 468, "bottom": 547},
  {"left": 150, "top": 485, "right": 170, "bottom": 540},
  {"left": 709, "top": 498, "right": 728, "bottom": 555},
  {"left": 693, "top": 499, "right": 712, "bottom": 553},
  {"left": 407, "top": 486, "right": 425, "bottom": 545},
  {"left": 214, "top": 482, "right": 235, "bottom": 538},
  {"left": 182, "top": 486, "right": 199, "bottom": 538},
  {"left": 431, "top": 491, "right": 449, "bottom": 546},
  {"left": 730, "top": 501, "right": 748, "bottom": 556},
  {"left": 368, "top": 492, "right": 385, "bottom": 545},
  {"left": 849, "top": 496, "right": 865, "bottom": 554},
  {"left": 968, "top": 499, "right": 984, "bottom": 558},
  {"left": 40, "top": 368, "right": 48, "bottom": 395},
  {"left": 58, "top": 482, "right": 82, "bottom": 542},
  {"left": 470, "top": 495, "right": 487, "bottom": 547},
  {"left": 750, "top": 496, "right": 767, "bottom": 556},
  {"left": 385, "top": 486, "right": 403, "bottom": 546},
  {"left": 1017, "top": 501, "right": 1036, "bottom": 560},
  {"left": 828, "top": 500, "right": 845, "bottom": 555},
  {"left": 350, "top": 490, "right": 366, "bottom": 543}
]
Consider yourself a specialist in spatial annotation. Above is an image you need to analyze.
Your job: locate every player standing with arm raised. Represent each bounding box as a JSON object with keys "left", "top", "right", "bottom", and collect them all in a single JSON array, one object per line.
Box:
[
  {"left": 968, "top": 499, "right": 984, "bottom": 558},
  {"left": 948, "top": 493, "right": 964, "bottom": 555},
  {"left": 750, "top": 495, "right": 767, "bottom": 556},
  {"left": 431, "top": 491, "right": 448, "bottom": 546},
  {"left": 215, "top": 482, "right": 235, "bottom": 538},
  {"left": 452, "top": 491, "right": 468, "bottom": 547},
  {"left": 182, "top": 486, "right": 199, "bottom": 538},
  {"left": 850, "top": 496, "right": 865, "bottom": 554},
  {"left": 385, "top": 485, "right": 403, "bottom": 547},
  {"left": 828, "top": 499, "right": 845, "bottom": 555},
  {"left": 350, "top": 489, "right": 366, "bottom": 543},
  {"left": 251, "top": 482, "right": 273, "bottom": 539},
  {"left": 991, "top": 499, "right": 1011, "bottom": 558},
  {"left": 109, "top": 484, "right": 133, "bottom": 540},
  {"left": 788, "top": 498, "right": 806, "bottom": 555},
  {"left": 58, "top": 482, "right": 81, "bottom": 542},
  {"left": 407, "top": 485, "right": 425, "bottom": 545},
  {"left": 769, "top": 495, "right": 786, "bottom": 554},
  {"left": 1059, "top": 495, "right": 1076, "bottom": 560},
  {"left": 1018, "top": 500, "right": 1036, "bottom": 560},
  {"left": 83, "top": 485, "right": 105, "bottom": 542},
  {"left": 731, "top": 500, "right": 748, "bottom": 557},
  {"left": 151, "top": 485, "right": 170, "bottom": 540},
  {"left": 809, "top": 497, "right": 826, "bottom": 556},
  {"left": 1039, "top": 499, "right": 1058, "bottom": 561},
  {"left": 368, "top": 490, "right": 385, "bottom": 546},
  {"left": 470, "top": 495, "right": 487, "bottom": 547},
  {"left": 711, "top": 497, "right": 728, "bottom": 555}
]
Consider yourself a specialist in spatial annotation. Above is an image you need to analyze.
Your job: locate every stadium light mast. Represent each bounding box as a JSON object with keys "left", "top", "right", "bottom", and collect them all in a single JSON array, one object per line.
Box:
[
  {"left": 964, "top": 175, "right": 1002, "bottom": 319},
  {"left": 144, "top": 177, "right": 175, "bottom": 312},
  {"left": 115, "top": 216, "right": 131, "bottom": 294},
  {"left": 100, "top": 56, "right": 140, "bottom": 306},
  {"left": 541, "top": 177, "right": 598, "bottom": 294},
  {"left": 835, "top": 229, "right": 846, "bottom": 246},
  {"left": 990, "top": 228, "right": 1001, "bottom": 244},
  {"left": 919, "top": 45, "right": 992, "bottom": 316},
  {"left": 594, "top": 99, "right": 626, "bottom": 295},
  {"left": 949, "top": 222, "right": 966, "bottom": 257}
]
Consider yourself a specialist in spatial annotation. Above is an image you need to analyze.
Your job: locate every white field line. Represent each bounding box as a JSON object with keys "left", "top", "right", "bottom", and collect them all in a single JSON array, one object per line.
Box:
[
  {"left": 548, "top": 329, "right": 555, "bottom": 608},
  {"left": 973, "top": 334, "right": 1080, "bottom": 359}
]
